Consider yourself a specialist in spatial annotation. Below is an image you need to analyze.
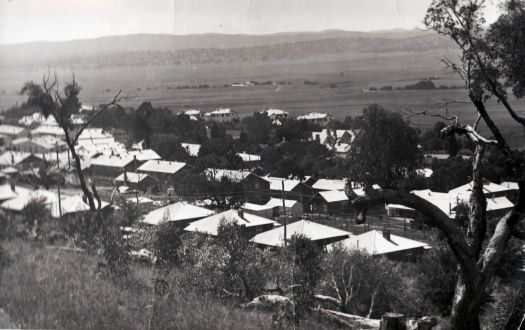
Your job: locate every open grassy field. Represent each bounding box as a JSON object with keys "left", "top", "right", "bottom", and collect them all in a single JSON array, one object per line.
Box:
[{"left": 1, "top": 49, "right": 524, "bottom": 147}]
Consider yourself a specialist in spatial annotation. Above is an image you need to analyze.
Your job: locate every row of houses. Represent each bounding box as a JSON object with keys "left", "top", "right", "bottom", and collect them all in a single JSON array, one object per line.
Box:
[
  {"left": 138, "top": 201, "right": 430, "bottom": 259},
  {"left": 182, "top": 108, "right": 335, "bottom": 126}
]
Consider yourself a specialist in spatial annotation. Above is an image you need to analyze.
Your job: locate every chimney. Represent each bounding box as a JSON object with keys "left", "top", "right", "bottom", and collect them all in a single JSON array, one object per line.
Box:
[
  {"left": 382, "top": 230, "right": 391, "bottom": 241},
  {"left": 10, "top": 182, "right": 15, "bottom": 192}
]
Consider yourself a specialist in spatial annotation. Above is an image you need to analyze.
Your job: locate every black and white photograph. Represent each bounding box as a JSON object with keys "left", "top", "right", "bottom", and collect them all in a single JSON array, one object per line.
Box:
[{"left": 0, "top": 0, "right": 524, "bottom": 329}]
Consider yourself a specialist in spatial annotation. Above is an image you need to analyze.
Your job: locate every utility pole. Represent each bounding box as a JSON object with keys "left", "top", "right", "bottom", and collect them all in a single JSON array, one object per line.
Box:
[
  {"left": 56, "top": 144, "right": 62, "bottom": 218},
  {"left": 282, "top": 180, "right": 287, "bottom": 247}
]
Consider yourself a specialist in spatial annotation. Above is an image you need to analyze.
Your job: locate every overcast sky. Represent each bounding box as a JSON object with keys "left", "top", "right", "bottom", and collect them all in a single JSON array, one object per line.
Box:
[{"left": 0, "top": 0, "right": 501, "bottom": 44}]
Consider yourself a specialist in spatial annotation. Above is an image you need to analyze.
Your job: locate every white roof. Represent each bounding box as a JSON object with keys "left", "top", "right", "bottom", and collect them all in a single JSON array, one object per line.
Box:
[
  {"left": 312, "top": 178, "right": 347, "bottom": 191},
  {"left": 126, "top": 196, "right": 154, "bottom": 204},
  {"left": 297, "top": 112, "right": 333, "bottom": 120},
  {"left": 138, "top": 160, "right": 186, "bottom": 174},
  {"left": 416, "top": 168, "right": 433, "bottom": 178},
  {"left": 52, "top": 195, "right": 109, "bottom": 217},
  {"left": 31, "top": 135, "right": 67, "bottom": 150},
  {"left": 31, "top": 125, "right": 64, "bottom": 137},
  {"left": 0, "top": 124, "right": 25, "bottom": 136},
  {"left": 90, "top": 155, "right": 134, "bottom": 168},
  {"left": 11, "top": 137, "right": 30, "bottom": 145},
  {"left": 205, "top": 168, "right": 253, "bottom": 183},
  {"left": 181, "top": 143, "right": 201, "bottom": 157},
  {"left": 328, "top": 230, "right": 429, "bottom": 255},
  {"left": 77, "top": 128, "right": 113, "bottom": 141},
  {"left": 386, "top": 203, "right": 415, "bottom": 211},
  {"left": 1, "top": 189, "right": 59, "bottom": 212},
  {"left": 236, "top": 152, "right": 261, "bottom": 162},
  {"left": 485, "top": 196, "right": 514, "bottom": 212},
  {"left": 207, "top": 108, "right": 235, "bottom": 115},
  {"left": 319, "top": 190, "right": 349, "bottom": 203},
  {"left": 334, "top": 143, "right": 351, "bottom": 153},
  {"left": 18, "top": 113, "right": 46, "bottom": 126},
  {"left": 115, "top": 172, "right": 154, "bottom": 183},
  {"left": 183, "top": 109, "right": 201, "bottom": 116},
  {"left": 142, "top": 202, "right": 215, "bottom": 225},
  {"left": 242, "top": 202, "right": 274, "bottom": 211},
  {"left": 500, "top": 181, "right": 519, "bottom": 190},
  {"left": 125, "top": 149, "right": 161, "bottom": 162},
  {"left": 449, "top": 181, "right": 513, "bottom": 202},
  {"left": 263, "top": 176, "right": 301, "bottom": 191},
  {"left": 251, "top": 220, "right": 351, "bottom": 247},
  {"left": 264, "top": 109, "right": 288, "bottom": 116},
  {"left": 411, "top": 189, "right": 454, "bottom": 218},
  {"left": 0, "top": 184, "right": 30, "bottom": 201},
  {"left": 185, "top": 209, "right": 277, "bottom": 236},
  {"left": 0, "top": 151, "right": 40, "bottom": 167},
  {"left": 265, "top": 197, "right": 299, "bottom": 208}
]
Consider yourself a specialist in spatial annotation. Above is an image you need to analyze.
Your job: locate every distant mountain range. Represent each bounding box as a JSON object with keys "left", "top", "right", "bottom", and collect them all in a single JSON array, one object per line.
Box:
[{"left": 0, "top": 29, "right": 456, "bottom": 68}]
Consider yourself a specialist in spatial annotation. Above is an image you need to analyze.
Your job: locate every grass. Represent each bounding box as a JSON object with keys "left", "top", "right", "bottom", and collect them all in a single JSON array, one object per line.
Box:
[{"left": 0, "top": 239, "right": 330, "bottom": 329}]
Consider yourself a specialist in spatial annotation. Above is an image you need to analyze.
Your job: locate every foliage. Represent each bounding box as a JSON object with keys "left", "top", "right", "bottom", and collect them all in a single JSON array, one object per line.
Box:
[
  {"left": 21, "top": 197, "right": 51, "bottom": 239},
  {"left": 101, "top": 222, "right": 131, "bottom": 279},
  {"left": 152, "top": 223, "right": 183, "bottom": 266},
  {"left": 348, "top": 104, "right": 421, "bottom": 187}
]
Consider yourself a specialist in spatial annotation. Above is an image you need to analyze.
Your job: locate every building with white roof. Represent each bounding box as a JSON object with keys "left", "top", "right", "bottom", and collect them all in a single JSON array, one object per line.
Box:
[
  {"left": 0, "top": 124, "right": 28, "bottom": 145},
  {"left": 251, "top": 219, "right": 351, "bottom": 247},
  {"left": 18, "top": 113, "right": 46, "bottom": 127},
  {"left": 1, "top": 189, "right": 59, "bottom": 213},
  {"left": 205, "top": 168, "right": 270, "bottom": 204},
  {"left": 90, "top": 155, "right": 134, "bottom": 177},
  {"left": 138, "top": 160, "right": 188, "bottom": 190},
  {"left": 185, "top": 209, "right": 277, "bottom": 237},
  {"left": 236, "top": 152, "right": 261, "bottom": 163},
  {"left": 312, "top": 178, "right": 348, "bottom": 191},
  {"left": 328, "top": 230, "right": 430, "bottom": 260},
  {"left": 297, "top": 112, "right": 334, "bottom": 126},
  {"left": 0, "top": 184, "right": 30, "bottom": 202},
  {"left": 11, "top": 135, "right": 67, "bottom": 154},
  {"left": 449, "top": 180, "right": 514, "bottom": 201},
  {"left": 262, "top": 176, "right": 313, "bottom": 202},
  {"left": 0, "top": 151, "right": 44, "bottom": 170},
  {"left": 115, "top": 172, "right": 158, "bottom": 192},
  {"left": 51, "top": 194, "right": 110, "bottom": 217},
  {"left": 242, "top": 197, "right": 303, "bottom": 219},
  {"left": 142, "top": 202, "right": 215, "bottom": 226},
  {"left": 263, "top": 108, "right": 289, "bottom": 120},
  {"left": 182, "top": 109, "right": 203, "bottom": 118},
  {"left": 204, "top": 108, "right": 239, "bottom": 122}
]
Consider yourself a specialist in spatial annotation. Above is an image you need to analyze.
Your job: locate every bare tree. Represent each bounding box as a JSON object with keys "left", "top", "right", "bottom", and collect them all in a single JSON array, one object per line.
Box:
[{"left": 21, "top": 74, "right": 122, "bottom": 212}]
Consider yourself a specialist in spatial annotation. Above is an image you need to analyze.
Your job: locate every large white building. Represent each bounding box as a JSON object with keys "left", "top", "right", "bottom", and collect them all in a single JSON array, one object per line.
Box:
[
  {"left": 204, "top": 108, "right": 239, "bottom": 122},
  {"left": 297, "top": 112, "right": 334, "bottom": 126}
]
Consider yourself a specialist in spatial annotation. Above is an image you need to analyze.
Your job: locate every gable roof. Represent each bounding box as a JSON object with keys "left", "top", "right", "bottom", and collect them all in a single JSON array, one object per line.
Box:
[
  {"left": 51, "top": 195, "right": 109, "bottom": 217},
  {"left": 500, "top": 181, "right": 519, "bottom": 190},
  {"left": 184, "top": 209, "right": 277, "bottom": 236},
  {"left": 138, "top": 160, "right": 186, "bottom": 174},
  {"left": 115, "top": 172, "right": 155, "bottom": 183},
  {"left": 142, "top": 202, "right": 215, "bottom": 225},
  {"left": 297, "top": 112, "right": 333, "bottom": 120},
  {"left": 251, "top": 220, "right": 351, "bottom": 247},
  {"left": 312, "top": 178, "right": 347, "bottom": 191},
  {"left": 328, "top": 230, "right": 429, "bottom": 255},
  {"left": 0, "top": 152, "right": 42, "bottom": 167},
  {"left": 0, "top": 124, "right": 25, "bottom": 136},
  {"left": 1, "top": 189, "right": 59, "bottom": 212},
  {"left": 236, "top": 152, "right": 261, "bottom": 162},
  {"left": 90, "top": 155, "right": 134, "bottom": 168},
  {"left": 125, "top": 149, "right": 161, "bottom": 162},
  {"left": 319, "top": 190, "right": 349, "bottom": 203},
  {"left": 263, "top": 176, "right": 301, "bottom": 191},
  {"left": 449, "top": 180, "right": 512, "bottom": 201},
  {"left": 0, "top": 184, "right": 30, "bottom": 202}
]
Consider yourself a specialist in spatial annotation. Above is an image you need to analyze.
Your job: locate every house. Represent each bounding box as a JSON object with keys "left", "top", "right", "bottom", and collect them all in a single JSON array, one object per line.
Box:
[
  {"left": 297, "top": 112, "right": 334, "bottom": 126},
  {"left": 138, "top": 160, "right": 188, "bottom": 191},
  {"left": 449, "top": 180, "right": 515, "bottom": 200},
  {"left": 18, "top": 113, "right": 46, "bottom": 127},
  {"left": 385, "top": 204, "right": 418, "bottom": 220},
  {"left": 416, "top": 168, "right": 434, "bottom": 178},
  {"left": 328, "top": 230, "right": 430, "bottom": 261},
  {"left": 263, "top": 176, "right": 313, "bottom": 202},
  {"left": 0, "top": 151, "right": 45, "bottom": 170},
  {"left": 0, "top": 124, "right": 28, "bottom": 146},
  {"left": 251, "top": 220, "right": 351, "bottom": 247},
  {"left": 312, "top": 129, "right": 357, "bottom": 146},
  {"left": 0, "top": 183, "right": 30, "bottom": 202},
  {"left": 205, "top": 168, "right": 270, "bottom": 203},
  {"left": 500, "top": 181, "right": 520, "bottom": 202},
  {"left": 236, "top": 152, "right": 261, "bottom": 164},
  {"left": 242, "top": 197, "right": 303, "bottom": 219},
  {"left": 115, "top": 172, "right": 159, "bottom": 192},
  {"left": 311, "top": 178, "right": 348, "bottom": 192},
  {"left": 204, "top": 108, "right": 239, "bottom": 122},
  {"left": 1, "top": 189, "right": 59, "bottom": 214},
  {"left": 11, "top": 135, "right": 67, "bottom": 154},
  {"left": 30, "top": 117, "right": 65, "bottom": 138},
  {"left": 263, "top": 109, "right": 289, "bottom": 120},
  {"left": 184, "top": 209, "right": 277, "bottom": 237},
  {"left": 76, "top": 128, "right": 115, "bottom": 145},
  {"left": 181, "top": 143, "right": 201, "bottom": 157},
  {"left": 314, "top": 190, "right": 350, "bottom": 215},
  {"left": 50, "top": 194, "right": 110, "bottom": 218},
  {"left": 142, "top": 202, "right": 215, "bottom": 226},
  {"left": 124, "top": 149, "right": 162, "bottom": 170},
  {"left": 89, "top": 155, "right": 135, "bottom": 177},
  {"left": 182, "top": 109, "right": 203, "bottom": 120}
]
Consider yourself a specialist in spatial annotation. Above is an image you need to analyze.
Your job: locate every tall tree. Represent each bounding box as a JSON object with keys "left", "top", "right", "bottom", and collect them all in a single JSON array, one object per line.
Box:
[
  {"left": 348, "top": 104, "right": 421, "bottom": 187},
  {"left": 350, "top": 2, "right": 525, "bottom": 328},
  {"left": 21, "top": 75, "right": 121, "bottom": 212}
]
